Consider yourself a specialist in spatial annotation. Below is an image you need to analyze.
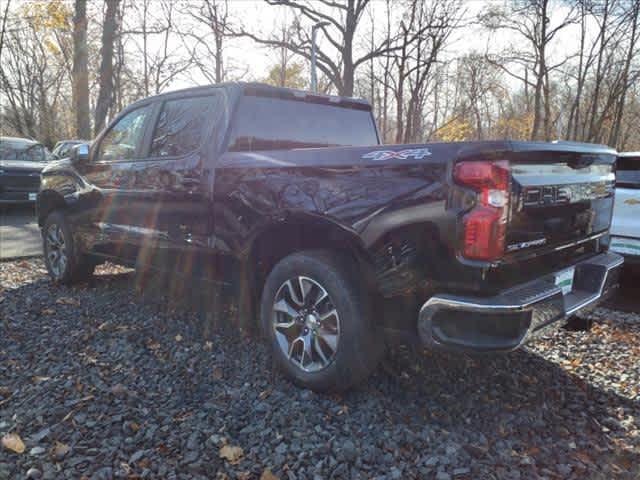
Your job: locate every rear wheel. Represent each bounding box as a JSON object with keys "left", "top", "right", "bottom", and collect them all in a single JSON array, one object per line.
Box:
[
  {"left": 43, "top": 210, "right": 95, "bottom": 284},
  {"left": 260, "top": 250, "right": 382, "bottom": 392}
]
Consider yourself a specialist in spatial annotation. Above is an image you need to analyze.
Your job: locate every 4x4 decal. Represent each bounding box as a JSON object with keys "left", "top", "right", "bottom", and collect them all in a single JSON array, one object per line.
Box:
[{"left": 362, "top": 148, "right": 432, "bottom": 161}]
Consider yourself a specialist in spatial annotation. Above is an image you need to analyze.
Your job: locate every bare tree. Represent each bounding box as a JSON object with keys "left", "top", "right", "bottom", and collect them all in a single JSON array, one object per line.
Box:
[
  {"left": 181, "top": 0, "right": 231, "bottom": 84},
  {"left": 483, "top": 0, "right": 577, "bottom": 140},
  {"left": 95, "top": 0, "right": 120, "bottom": 135},
  {"left": 0, "top": 0, "right": 11, "bottom": 61},
  {"left": 236, "top": 0, "right": 402, "bottom": 96},
  {"left": 608, "top": 0, "right": 639, "bottom": 147},
  {"left": 72, "top": 0, "right": 90, "bottom": 139},
  {"left": 0, "top": 3, "right": 73, "bottom": 144}
]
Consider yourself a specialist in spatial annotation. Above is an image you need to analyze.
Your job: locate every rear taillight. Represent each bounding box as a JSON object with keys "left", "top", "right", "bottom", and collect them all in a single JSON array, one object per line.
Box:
[{"left": 454, "top": 160, "right": 510, "bottom": 261}]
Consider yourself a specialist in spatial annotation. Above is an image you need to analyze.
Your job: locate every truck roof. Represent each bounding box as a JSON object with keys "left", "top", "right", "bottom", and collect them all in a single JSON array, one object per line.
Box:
[{"left": 127, "top": 82, "right": 371, "bottom": 111}]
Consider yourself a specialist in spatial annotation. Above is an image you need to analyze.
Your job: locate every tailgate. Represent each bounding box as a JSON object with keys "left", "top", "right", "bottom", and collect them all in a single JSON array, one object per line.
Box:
[{"left": 505, "top": 143, "right": 616, "bottom": 259}]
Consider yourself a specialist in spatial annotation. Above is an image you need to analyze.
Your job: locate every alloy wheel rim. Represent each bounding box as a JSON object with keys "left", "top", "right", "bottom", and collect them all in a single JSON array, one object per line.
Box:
[
  {"left": 272, "top": 276, "right": 340, "bottom": 373},
  {"left": 46, "top": 224, "right": 67, "bottom": 278}
]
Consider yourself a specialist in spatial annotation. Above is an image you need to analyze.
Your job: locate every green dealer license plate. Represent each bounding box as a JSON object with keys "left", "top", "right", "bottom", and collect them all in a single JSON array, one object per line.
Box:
[{"left": 555, "top": 267, "right": 575, "bottom": 295}]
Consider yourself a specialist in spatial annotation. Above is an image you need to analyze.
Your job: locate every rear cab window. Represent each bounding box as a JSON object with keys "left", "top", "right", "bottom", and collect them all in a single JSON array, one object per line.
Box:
[
  {"left": 227, "top": 90, "right": 378, "bottom": 152},
  {"left": 616, "top": 155, "right": 640, "bottom": 189},
  {"left": 150, "top": 94, "right": 219, "bottom": 158}
]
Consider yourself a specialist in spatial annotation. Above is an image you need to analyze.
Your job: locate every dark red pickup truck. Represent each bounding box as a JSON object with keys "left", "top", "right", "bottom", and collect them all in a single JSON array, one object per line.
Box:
[{"left": 37, "top": 83, "right": 622, "bottom": 391}]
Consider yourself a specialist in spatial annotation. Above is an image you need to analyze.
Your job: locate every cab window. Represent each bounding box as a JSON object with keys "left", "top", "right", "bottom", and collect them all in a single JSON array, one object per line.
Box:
[
  {"left": 96, "top": 105, "right": 151, "bottom": 161},
  {"left": 149, "top": 95, "right": 218, "bottom": 158}
]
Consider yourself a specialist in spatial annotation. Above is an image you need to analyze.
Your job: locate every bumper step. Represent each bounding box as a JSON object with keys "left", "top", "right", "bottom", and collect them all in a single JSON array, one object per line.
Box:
[{"left": 418, "top": 252, "right": 623, "bottom": 352}]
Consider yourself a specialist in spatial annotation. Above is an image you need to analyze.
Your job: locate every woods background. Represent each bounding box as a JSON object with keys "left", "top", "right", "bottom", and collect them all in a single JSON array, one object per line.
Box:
[{"left": 0, "top": 0, "right": 638, "bottom": 150}]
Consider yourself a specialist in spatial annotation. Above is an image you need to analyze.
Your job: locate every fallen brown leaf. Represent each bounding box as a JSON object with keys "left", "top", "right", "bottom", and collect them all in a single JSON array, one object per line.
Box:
[
  {"left": 260, "top": 468, "right": 279, "bottom": 480},
  {"left": 258, "top": 389, "right": 271, "bottom": 400},
  {"left": 212, "top": 366, "right": 223, "bottom": 380},
  {"left": 219, "top": 444, "right": 243, "bottom": 464},
  {"left": 56, "top": 297, "right": 80, "bottom": 306},
  {"left": 52, "top": 441, "right": 70, "bottom": 459},
  {"left": 2, "top": 433, "right": 25, "bottom": 454}
]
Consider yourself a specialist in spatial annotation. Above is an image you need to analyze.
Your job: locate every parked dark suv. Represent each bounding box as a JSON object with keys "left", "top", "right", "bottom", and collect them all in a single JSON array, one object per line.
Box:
[
  {"left": 37, "top": 83, "right": 622, "bottom": 391},
  {"left": 0, "top": 137, "right": 50, "bottom": 204}
]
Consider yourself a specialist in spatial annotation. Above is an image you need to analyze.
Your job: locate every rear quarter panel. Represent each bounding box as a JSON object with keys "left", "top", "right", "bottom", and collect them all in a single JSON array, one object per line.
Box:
[{"left": 212, "top": 142, "right": 513, "bottom": 296}]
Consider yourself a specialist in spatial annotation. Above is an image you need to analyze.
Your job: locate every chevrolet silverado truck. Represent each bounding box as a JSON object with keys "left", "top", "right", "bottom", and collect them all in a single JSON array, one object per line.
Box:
[
  {"left": 37, "top": 83, "right": 623, "bottom": 391},
  {"left": 611, "top": 152, "right": 640, "bottom": 265}
]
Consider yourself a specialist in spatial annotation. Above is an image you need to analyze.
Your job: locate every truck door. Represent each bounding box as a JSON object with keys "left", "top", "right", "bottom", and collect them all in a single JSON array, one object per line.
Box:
[
  {"left": 122, "top": 93, "right": 221, "bottom": 277},
  {"left": 76, "top": 103, "right": 155, "bottom": 261}
]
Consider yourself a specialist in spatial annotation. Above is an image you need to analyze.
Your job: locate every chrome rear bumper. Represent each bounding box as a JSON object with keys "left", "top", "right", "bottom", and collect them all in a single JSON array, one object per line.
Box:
[{"left": 418, "top": 252, "right": 623, "bottom": 352}]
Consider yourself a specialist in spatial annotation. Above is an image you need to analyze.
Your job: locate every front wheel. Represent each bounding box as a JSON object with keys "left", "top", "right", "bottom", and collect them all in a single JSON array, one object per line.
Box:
[
  {"left": 43, "top": 210, "right": 95, "bottom": 284},
  {"left": 260, "top": 250, "right": 382, "bottom": 392}
]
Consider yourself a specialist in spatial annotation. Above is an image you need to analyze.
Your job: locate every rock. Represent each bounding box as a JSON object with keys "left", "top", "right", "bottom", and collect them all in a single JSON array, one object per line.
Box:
[
  {"left": 186, "top": 432, "right": 200, "bottom": 451},
  {"left": 453, "top": 467, "right": 470, "bottom": 477},
  {"left": 464, "top": 443, "right": 488, "bottom": 458},
  {"left": 423, "top": 456, "right": 439, "bottom": 466},
  {"left": 26, "top": 468, "right": 42, "bottom": 479},
  {"left": 129, "top": 450, "right": 145, "bottom": 464},
  {"left": 91, "top": 467, "right": 114, "bottom": 480},
  {"left": 29, "top": 446, "right": 46, "bottom": 455},
  {"left": 0, "top": 259, "right": 638, "bottom": 480},
  {"left": 341, "top": 439, "right": 358, "bottom": 463}
]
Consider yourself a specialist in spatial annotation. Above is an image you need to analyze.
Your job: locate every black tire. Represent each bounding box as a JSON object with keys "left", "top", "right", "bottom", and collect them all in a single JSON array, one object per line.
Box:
[
  {"left": 43, "top": 210, "right": 95, "bottom": 284},
  {"left": 260, "top": 250, "right": 382, "bottom": 392}
]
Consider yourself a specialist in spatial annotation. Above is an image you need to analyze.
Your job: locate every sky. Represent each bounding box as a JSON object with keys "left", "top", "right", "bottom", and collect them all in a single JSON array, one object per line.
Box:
[
  {"left": 161, "top": 0, "right": 589, "bottom": 95},
  {"left": 0, "top": 0, "right": 594, "bottom": 97}
]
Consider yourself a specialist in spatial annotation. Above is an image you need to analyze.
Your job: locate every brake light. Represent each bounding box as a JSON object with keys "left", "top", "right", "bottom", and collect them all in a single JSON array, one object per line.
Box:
[{"left": 454, "top": 160, "right": 510, "bottom": 260}]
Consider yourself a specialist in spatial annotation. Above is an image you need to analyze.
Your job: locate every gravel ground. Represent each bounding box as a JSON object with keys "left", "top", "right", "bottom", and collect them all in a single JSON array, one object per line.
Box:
[{"left": 0, "top": 259, "right": 639, "bottom": 480}]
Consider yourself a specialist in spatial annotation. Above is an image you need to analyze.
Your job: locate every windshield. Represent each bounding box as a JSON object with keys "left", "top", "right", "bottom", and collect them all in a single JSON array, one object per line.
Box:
[
  {"left": 0, "top": 141, "right": 50, "bottom": 162},
  {"left": 617, "top": 156, "right": 640, "bottom": 189}
]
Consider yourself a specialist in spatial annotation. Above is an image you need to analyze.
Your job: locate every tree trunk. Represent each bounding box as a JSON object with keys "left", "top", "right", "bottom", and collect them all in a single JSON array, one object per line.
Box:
[
  {"left": 341, "top": 0, "right": 356, "bottom": 97},
  {"left": 95, "top": 0, "right": 120, "bottom": 135},
  {"left": 530, "top": 0, "right": 548, "bottom": 141},
  {"left": 142, "top": 0, "right": 149, "bottom": 97},
  {"left": 72, "top": 0, "right": 90, "bottom": 139},
  {"left": 587, "top": 0, "right": 609, "bottom": 141},
  {"left": 566, "top": 1, "right": 586, "bottom": 140},
  {"left": 0, "top": 0, "right": 11, "bottom": 62},
  {"left": 608, "top": 1, "right": 639, "bottom": 148}
]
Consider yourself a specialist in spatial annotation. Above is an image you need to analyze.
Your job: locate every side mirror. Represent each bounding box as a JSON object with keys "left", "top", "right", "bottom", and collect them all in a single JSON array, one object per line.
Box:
[{"left": 70, "top": 143, "right": 90, "bottom": 164}]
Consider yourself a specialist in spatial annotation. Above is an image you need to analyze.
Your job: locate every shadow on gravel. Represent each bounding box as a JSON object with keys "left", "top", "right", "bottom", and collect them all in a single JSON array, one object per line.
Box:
[{"left": 1, "top": 263, "right": 638, "bottom": 479}]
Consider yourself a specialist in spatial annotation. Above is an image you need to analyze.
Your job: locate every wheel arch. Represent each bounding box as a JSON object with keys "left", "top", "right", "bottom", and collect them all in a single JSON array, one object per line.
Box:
[
  {"left": 244, "top": 215, "right": 377, "bottom": 306},
  {"left": 37, "top": 190, "right": 67, "bottom": 227}
]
